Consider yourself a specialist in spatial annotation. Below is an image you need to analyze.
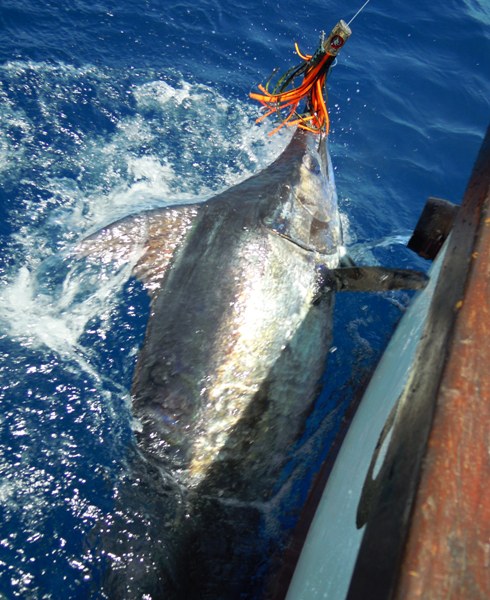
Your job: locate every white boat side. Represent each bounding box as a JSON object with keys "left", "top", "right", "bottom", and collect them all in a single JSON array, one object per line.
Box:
[{"left": 285, "top": 243, "right": 446, "bottom": 600}]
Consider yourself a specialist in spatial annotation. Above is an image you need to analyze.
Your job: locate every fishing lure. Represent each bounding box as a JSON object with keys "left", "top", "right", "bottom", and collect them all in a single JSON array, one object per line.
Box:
[
  {"left": 250, "top": 0, "right": 373, "bottom": 135},
  {"left": 250, "top": 20, "right": 351, "bottom": 135}
]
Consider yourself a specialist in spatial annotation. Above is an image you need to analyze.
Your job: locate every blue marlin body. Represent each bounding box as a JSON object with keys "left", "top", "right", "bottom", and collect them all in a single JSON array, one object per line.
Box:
[{"left": 80, "top": 127, "right": 425, "bottom": 598}]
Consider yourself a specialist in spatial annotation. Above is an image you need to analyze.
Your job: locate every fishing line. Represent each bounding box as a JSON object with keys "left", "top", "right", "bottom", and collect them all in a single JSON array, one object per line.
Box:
[{"left": 347, "top": 0, "right": 371, "bottom": 26}]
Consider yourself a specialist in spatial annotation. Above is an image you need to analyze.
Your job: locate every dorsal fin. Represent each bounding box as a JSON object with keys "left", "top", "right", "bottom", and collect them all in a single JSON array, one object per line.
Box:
[{"left": 77, "top": 204, "right": 201, "bottom": 298}]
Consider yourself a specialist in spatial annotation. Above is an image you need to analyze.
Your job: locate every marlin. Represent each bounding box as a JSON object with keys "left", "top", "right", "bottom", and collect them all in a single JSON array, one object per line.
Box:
[
  {"left": 80, "top": 127, "right": 426, "bottom": 598},
  {"left": 81, "top": 127, "right": 425, "bottom": 498}
]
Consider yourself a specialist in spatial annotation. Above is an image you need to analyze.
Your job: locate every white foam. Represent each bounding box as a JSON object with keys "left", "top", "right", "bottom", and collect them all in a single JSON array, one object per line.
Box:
[
  {"left": 0, "top": 257, "right": 130, "bottom": 360},
  {"left": 133, "top": 79, "right": 195, "bottom": 108}
]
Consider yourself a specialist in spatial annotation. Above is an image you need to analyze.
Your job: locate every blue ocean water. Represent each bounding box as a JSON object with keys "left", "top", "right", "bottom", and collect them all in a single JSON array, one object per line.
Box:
[{"left": 0, "top": 0, "right": 488, "bottom": 598}]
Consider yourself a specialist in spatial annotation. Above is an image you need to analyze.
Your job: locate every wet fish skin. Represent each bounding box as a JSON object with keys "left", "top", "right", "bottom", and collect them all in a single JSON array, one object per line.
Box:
[{"left": 129, "top": 128, "right": 341, "bottom": 500}]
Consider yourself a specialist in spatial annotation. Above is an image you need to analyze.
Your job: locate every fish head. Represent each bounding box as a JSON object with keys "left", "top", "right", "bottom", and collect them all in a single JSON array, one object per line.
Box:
[{"left": 263, "top": 129, "right": 342, "bottom": 266}]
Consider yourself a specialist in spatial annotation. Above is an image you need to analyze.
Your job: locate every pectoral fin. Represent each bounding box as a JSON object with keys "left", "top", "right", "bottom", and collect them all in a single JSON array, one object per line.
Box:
[
  {"left": 77, "top": 204, "right": 200, "bottom": 297},
  {"left": 319, "top": 266, "right": 428, "bottom": 294}
]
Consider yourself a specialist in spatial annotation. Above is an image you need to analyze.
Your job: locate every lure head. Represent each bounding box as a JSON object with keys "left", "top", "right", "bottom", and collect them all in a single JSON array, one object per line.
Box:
[{"left": 322, "top": 20, "right": 352, "bottom": 56}]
